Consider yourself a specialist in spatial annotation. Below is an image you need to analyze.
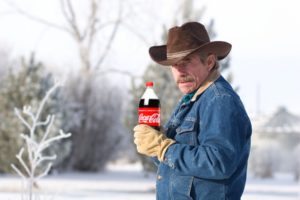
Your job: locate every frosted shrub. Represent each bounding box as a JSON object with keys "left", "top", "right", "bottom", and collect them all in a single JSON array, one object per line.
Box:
[
  {"left": 249, "top": 143, "right": 282, "bottom": 178},
  {"left": 58, "top": 72, "right": 125, "bottom": 171},
  {"left": 11, "top": 78, "right": 71, "bottom": 200}
]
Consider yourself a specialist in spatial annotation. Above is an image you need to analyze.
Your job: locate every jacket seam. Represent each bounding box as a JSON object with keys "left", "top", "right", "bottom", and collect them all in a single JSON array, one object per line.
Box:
[
  {"left": 212, "top": 83, "right": 220, "bottom": 96},
  {"left": 170, "top": 168, "right": 174, "bottom": 200},
  {"left": 188, "top": 176, "right": 194, "bottom": 198},
  {"left": 189, "top": 132, "right": 194, "bottom": 145},
  {"left": 176, "top": 122, "right": 195, "bottom": 134},
  {"left": 170, "top": 118, "right": 183, "bottom": 124}
]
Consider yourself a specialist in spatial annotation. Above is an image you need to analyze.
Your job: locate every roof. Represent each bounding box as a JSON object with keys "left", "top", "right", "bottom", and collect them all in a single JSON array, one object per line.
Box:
[{"left": 256, "top": 107, "right": 300, "bottom": 134}]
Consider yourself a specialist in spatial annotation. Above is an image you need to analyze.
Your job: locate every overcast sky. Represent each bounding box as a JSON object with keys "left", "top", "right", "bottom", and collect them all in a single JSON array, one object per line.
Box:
[
  {"left": 0, "top": 0, "right": 299, "bottom": 115},
  {"left": 199, "top": 0, "right": 300, "bottom": 115}
]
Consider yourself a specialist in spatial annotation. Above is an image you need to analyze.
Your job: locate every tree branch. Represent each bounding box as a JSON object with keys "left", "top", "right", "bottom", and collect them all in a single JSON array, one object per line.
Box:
[
  {"left": 95, "top": 20, "right": 120, "bottom": 32},
  {"left": 35, "top": 155, "right": 57, "bottom": 168},
  {"left": 15, "top": 148, "right": 31, "bottom": 176},
  {"left": 60, "top": 0, "right": 72, "bottom": 26},
  {"left": 4, "top": 0, "right": 71, "bottom": 34},
  {"left": 62, "top": 0, "right": 82, "bottom": 41},
  {"left": 20, "top": 134, "right": 39, "bottom": 149},
  {"left": 22, "top": 106, "right": 35, "bottom": 123},
  {"left": 94, "top": 2, "right": 123, "bottom": 70},
  {"left": 11, "top": 164, "right": 27, "bottom": 180},
  {"left": 38, "top": 130, "right": 71, "bottom": 153},
  {"left": 39, "top": 115, "right": 55, "bottom": 144},
  {"left": 98, "top": 68, "right": 142, "bottom": 79},
  {"left": 34, "top": 80, "right": 64, "bottom": 133},
  {"left": 36, "top": 115, "right": 51, "bottom": 126},
  {"left": 121, "top": 22, "right": 151, "bottom": 46},
  {"left": 34, "top": 163, "right": 52, "bottom": 182},
  {"left": 14, "top": 108, "right": 31, "bottom": 131},
  {"left": 83, "top": 0, "right": 98, "bottom": 43}
]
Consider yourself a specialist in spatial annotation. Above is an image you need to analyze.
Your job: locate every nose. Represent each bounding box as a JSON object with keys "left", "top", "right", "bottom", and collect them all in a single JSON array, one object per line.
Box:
[{"left": 173, "top": 65, "right": 187, "bottom": 76}]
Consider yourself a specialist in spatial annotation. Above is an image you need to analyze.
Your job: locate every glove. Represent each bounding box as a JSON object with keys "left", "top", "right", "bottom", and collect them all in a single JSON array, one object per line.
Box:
[{"left": 133, "top": 124, "right": 176, "bottom": 162}]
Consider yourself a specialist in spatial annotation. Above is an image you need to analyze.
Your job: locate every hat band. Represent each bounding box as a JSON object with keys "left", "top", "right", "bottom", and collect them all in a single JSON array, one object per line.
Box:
[{"left": 167, "top": 48, "right": 197, "bottom": 59}]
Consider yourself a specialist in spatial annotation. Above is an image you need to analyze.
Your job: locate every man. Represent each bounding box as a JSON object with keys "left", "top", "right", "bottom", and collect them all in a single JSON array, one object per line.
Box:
[{"left": 133, "top": 22, "right": 252, "bottom": 200}]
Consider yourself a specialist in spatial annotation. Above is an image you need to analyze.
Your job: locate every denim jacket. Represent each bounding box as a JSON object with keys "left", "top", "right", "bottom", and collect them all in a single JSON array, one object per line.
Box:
[{"left": 150, "top": 70, "right": 252, "bottom": 200}]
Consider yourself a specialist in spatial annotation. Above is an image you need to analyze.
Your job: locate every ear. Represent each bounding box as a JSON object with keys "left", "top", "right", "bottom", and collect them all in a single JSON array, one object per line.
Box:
[{"left": 206, "top": 54, "right": 215, "bottom": 72}]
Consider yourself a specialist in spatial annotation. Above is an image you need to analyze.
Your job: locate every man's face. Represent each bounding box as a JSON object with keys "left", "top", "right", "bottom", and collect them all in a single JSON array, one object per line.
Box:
[{"left": 171, "top": 54, "right": 213, "bottom": 94}]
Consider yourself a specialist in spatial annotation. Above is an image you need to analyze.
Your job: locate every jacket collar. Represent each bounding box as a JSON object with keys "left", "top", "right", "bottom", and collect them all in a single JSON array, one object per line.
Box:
[{"left": 191, "top": 69, "right": 220, "bottom": 102}]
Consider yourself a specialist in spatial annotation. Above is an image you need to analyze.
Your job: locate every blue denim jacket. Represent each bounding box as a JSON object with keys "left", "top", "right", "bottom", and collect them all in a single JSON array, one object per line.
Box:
[{"left": 150, "top": 71, "right": 252, "bottom": 200}]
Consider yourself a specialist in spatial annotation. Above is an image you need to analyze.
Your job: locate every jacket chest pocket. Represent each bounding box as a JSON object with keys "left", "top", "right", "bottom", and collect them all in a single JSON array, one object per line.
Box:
[{"left": 174, "top": 121, "right": 196, "bottom": 146}]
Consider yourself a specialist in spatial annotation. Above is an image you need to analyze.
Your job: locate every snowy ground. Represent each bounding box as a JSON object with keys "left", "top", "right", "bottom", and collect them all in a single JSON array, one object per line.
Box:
[{"left": 0, "top": 163, "right": 298, "bottom": 200}]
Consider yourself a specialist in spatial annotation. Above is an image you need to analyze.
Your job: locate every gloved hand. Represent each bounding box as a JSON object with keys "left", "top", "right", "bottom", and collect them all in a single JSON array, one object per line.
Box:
[{"left": 133, "top": 124, "right": 176, "bottom": 162}]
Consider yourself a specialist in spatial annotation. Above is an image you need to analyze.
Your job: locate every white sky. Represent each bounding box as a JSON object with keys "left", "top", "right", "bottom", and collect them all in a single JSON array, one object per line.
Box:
[
  {"left": 0, "top": 0, "right": 299, "bottom": 115},
  {"left": 199, "top": 0, "right": 300, "bottom": 115}
]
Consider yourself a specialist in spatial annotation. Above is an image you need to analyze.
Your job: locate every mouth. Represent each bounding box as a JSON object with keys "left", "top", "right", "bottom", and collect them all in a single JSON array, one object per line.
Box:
[{"left": 179, "top": 81, "right": 191, "bottom": 85}]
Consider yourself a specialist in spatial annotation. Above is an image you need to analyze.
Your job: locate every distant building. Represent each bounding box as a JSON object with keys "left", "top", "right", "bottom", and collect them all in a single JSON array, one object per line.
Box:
[
  {"left": 249, "top": 107, "right": 300, "bottom": 174},
  {"left": 257, "top": 106, "right": 300, "bottom": 135},
  {"left": 253, "top": 106, "right": 300, "bottom": 150}
]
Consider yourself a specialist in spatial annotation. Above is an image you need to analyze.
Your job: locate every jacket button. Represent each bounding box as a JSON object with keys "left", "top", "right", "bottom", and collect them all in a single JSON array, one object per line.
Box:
[
  {"left": 157, "top": 175, "right": 163, "bottom": 180},
  {"left": 178, "top": 128, "right": 181, "bottom": 132},
  {"left": 164, "top": 158, "right": 168, "bottom": 162}
]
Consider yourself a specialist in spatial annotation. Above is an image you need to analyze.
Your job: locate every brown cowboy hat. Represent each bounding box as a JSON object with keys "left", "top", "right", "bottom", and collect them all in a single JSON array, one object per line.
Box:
[{"left": 149, "top": 22, "right": 232, "bottom": 66}]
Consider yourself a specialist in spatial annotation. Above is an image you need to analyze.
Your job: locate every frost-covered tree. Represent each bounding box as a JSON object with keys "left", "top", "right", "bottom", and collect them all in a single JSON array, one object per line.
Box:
[
  {"left": 0, "top": 54, "right": 71, "bottom": 174},
  {"left": 249, "top": 143, "right": 282, "bottom": 178},
  {"left": 11, "top": 78, "right": 71, "bottom": 200},
  {"left": 125, "top": 0, "right": 235, "bottom": 172},
  {"left": 57, "top": 72, "right": 125, "bottom": 171}
]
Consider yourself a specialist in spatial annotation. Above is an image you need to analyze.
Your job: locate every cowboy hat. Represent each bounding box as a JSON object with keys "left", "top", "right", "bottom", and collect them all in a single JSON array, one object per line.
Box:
[{"left": 149, "top": 22, "right": 232, "bottom": 66}]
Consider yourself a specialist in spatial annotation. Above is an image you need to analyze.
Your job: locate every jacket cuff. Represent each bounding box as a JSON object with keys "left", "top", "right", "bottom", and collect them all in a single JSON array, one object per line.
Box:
[
  {"left": 162, "top": 143, "right": 176, "bottom": 168},
  {"left": 158, "top": 139, "right": 176, "bottom": 162}
]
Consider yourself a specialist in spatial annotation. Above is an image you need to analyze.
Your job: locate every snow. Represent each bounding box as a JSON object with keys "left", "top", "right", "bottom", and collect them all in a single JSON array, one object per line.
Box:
[{"left": 0, "top": 163, "right": 298, "bottom": 200}]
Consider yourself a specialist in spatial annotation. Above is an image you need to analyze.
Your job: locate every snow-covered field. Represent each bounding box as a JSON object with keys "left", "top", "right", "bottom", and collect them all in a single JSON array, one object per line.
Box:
[{"left": 0, "top": 163, "right": 298, "bottom": 200}]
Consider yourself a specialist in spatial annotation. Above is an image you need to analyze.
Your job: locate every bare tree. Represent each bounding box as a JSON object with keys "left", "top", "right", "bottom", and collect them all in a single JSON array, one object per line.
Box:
[
  {"left": 4, "top": 0, "right": 124, "bottom": 73},
  {"left": 11, "top": 78, "right": 71, "bottom": 200}
]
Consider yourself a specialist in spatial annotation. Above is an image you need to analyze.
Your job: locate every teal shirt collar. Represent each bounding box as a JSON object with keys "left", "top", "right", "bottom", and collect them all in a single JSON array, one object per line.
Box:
[{"left": 183, "top": 88, "right": 198, "bottom": 104}]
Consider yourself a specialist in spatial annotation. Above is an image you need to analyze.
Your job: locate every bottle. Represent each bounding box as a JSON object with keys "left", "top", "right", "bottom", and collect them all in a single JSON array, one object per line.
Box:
[{"left": 139, "top": 82, "right": 161, "bottom": 131}]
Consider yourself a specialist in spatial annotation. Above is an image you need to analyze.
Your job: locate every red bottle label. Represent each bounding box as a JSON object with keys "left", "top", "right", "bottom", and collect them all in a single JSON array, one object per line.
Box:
[{"left": 138, "top": 108, "right": 161, "bottom": 126}]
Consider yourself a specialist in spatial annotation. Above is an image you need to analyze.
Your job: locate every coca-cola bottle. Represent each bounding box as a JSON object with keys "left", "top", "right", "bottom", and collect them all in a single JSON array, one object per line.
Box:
[{"left": 138, "top": 82, "right": 161, "bottom": 131}]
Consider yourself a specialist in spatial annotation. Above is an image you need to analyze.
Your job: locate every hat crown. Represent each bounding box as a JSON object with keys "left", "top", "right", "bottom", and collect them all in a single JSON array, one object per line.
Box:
[{"left": 167, "top": 22, "right": 210, "bottom": 54}]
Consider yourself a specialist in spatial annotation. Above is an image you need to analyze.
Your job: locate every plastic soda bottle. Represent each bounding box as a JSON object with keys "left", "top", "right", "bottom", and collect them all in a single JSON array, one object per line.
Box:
[{"left": 138, "top": 82, "right": 161, "bottom": 131}]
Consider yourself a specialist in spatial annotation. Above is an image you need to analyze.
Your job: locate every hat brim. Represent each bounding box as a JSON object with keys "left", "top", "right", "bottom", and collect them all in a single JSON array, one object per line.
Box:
[{"left": 149, "top": 41, "right": 232, "bottom": 66}]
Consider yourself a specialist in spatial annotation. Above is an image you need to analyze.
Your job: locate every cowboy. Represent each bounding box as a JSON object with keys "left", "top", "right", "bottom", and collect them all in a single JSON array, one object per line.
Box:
[{"left": 133, "top": 22, "right": 252, "bottom": 200}]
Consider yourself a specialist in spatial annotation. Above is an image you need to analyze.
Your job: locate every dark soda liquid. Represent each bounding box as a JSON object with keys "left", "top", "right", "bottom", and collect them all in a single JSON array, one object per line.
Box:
[{"left": 139, "top": 99, "right": 161, "bottom": 131}]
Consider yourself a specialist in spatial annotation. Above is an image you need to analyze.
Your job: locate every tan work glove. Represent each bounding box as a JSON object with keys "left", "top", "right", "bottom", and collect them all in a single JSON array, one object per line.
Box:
[{"left": 133, "top": 124, "right": 176, "bottom": 162}]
